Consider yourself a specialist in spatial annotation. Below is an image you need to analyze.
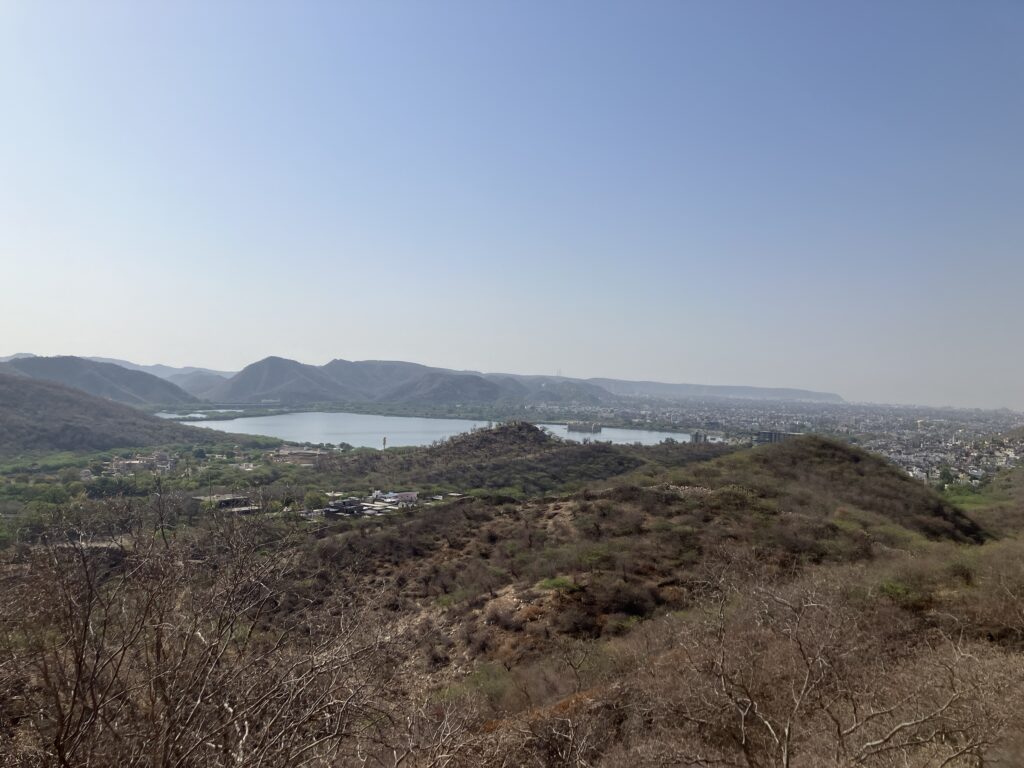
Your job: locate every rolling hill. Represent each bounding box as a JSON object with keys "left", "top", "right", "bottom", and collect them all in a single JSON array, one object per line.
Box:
[
  {"left": 0, "top": 418, "right": 1009, "bottom": 766},
  {"left": 12, "top": 353, "right": 845, "bottom": 407},
  {"left": 200, "top": 356, "right": 368, "bottom": 404},
  {"left": 191, "top": 357, "right": 616, "bottom": 406},
  {"left": 86, "top": 356, "right": 235, "bottom": 380},
  {"left": 317, "top": 420, "right": 727, "bottom": 497},
  {"left": 320, "top": 358, "right": 444, "bottom": 394},
  {"left": 167, "top": 370, "right": 235, "bottom": 397},
  {"left": 202, "top": 357, "right": 538, "bottom": 405},
  {"left": 672, "top": 434, "right": 987, "bottom": 544},
  {"left": 208, "top": 358, "right": 842, "bottom": 406},
  {"left": 382, "top": 371, "right": 516, "bottom": 405},
  {"left": 519, "top": 378, "right": 608, "bottom": 405},
  {"left": 0, "top": 356, "right": 197, "bottom": 407},
  {"left": 2, "top": 354, "right": 234, "bottom": 381},
  {"left": 0, "top": 373, "right": 219, "bottom": 455}
]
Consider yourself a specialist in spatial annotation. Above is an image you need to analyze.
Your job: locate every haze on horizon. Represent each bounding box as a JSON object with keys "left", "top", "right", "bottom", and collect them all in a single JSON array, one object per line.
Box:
[{"left": 2, "top": 2, "right": 1022, "bottom": 411}]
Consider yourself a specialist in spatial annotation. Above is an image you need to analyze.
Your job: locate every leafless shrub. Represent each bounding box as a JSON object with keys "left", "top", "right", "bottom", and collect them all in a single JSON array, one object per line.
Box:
[{"left": 0, "top": 513, "right": 430, "bottom": 768}]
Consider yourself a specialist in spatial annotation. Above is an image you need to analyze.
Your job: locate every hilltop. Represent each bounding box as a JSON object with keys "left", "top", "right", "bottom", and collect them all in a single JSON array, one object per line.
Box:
[
  {"left": 671, "top": 435, "right": 987, "bottom": 544},
  {"left": 0, "top": 373, "right": 217, "bottom": 455},
  {"left": 316, "top": 421, "right": 727, "bottom": 496},
  {"left": 0, "top": 356, "right": 196, "bottom": 407},
  {"left": 84, "top": 356, "right": 235, "bottom": 380},
  {"left": 166, "top": 370, "right": 231, "bottom": 394},
  {"left": 293, "top": 430, "right": 991, "bottom": 652},
  {"left": 200, "top": 357, "right": 539, "bottom": 405},
  {"left": 57, "top": 353, "right": 843, "bottom": 406},
  {"left": 199, "top": 356, "right": 364, "bottom": 404},
  {"left": 215, "top": 356, "right": 844, "bottom": 405},
  {"left": 0, "top": 354, "right": 232, "bottom": 380},
  {"left": 315, "top": 435, "right": 986, "bottom": 635},
  {"left": 1, "top": 352, "right": 847, "bottom": 410}
]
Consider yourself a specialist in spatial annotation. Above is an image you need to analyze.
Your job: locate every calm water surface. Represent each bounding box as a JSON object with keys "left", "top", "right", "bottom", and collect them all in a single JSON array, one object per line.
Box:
[
  {"left": 195, "top": 412, "right": 488, "bottom": 448},
  {"left": 190, "top": 411, "right": 689, "bottom": 448},
  {"left": 539, "top": 423, "right": 689, "bottom": 445}
]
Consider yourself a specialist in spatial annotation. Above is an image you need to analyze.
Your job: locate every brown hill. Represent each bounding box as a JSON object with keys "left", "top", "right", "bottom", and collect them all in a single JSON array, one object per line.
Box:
[
  {"left": 319, "top": 422, "right": 652, "bottom": 496},
  {"left": 0, "top": 373, "right": 219, "bottom": 455},
  {"left": 673, "top": 434, "right": 986, "bottom": 544}
]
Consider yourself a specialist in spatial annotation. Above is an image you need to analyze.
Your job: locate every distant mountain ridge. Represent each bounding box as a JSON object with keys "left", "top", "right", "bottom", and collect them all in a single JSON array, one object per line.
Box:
[
  {"left": 585, "top": 377, "right": 843, "bottom": 403},
  {"left": 0, "top": 373, "right": 220, "bottom": 456},
  {"left": 85, "top": 357, "right": 235, "bottom": 380},
  {"left": 0, "top": 354, "right": 234, "bottom": 380},
  {"left": 196, "top": 357, "right": 523, "bottom": 405},
  {"left": 3, "top": 353, "right": 845, "bottom": 406},
  {"left": 200, "top": 356, "right": 366, "bottom": 404},
  {"left": 167, "top": 370, "right": 233, "bottom": 395},
  {"left": 0, "top": 356, "right": 197, "bottom": 407},
  {"left": 184, "top": 356, "right": 845, "bottom": 405}
]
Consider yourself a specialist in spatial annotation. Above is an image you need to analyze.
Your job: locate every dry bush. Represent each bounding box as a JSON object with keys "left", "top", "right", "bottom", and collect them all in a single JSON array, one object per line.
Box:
[
  {"left": 0, "top": 512, "right": 478, "bottom": 768},
  {"left": 469, "top": 569, "right": 1024, "bottom": 768},
  {"left": 951, "top": 539, "right": 1024, "bottom": 646}
]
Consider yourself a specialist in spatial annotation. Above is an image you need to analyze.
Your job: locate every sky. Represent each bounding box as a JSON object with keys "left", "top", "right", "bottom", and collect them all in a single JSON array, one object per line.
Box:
[{"left": 1, "top": 1, "right": 1022, "bottom": 409}]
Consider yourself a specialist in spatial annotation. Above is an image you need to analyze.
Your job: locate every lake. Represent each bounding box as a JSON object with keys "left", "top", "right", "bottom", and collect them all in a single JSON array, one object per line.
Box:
[
  {"left": 539, "top": 423, "right": 690, "bottom": 445},
  {"left": 156, "top": 409, "right": 243, "bottom": 419},
  {"left": 189, "top": 411, "right": 690, "bottom": 448}
]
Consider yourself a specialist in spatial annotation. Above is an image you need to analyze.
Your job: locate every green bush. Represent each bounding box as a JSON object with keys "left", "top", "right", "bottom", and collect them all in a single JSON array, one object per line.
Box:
[{"left": 539, "top": 576, "right": 579, "bottom": 592}]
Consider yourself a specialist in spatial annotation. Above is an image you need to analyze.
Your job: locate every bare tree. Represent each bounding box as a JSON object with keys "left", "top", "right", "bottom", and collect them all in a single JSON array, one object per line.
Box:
[
  {"left": 624, "top": 576, "right": 1022, "bottom": 767},
  {"left": 0, "top": 510, "right": 414, "bottom": 768}
]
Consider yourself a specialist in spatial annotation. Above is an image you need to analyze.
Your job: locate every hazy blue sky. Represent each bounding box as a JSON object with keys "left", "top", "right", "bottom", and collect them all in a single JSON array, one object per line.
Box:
[{"left": 2, "top": 2, "right": 1022, "bottom": 408}]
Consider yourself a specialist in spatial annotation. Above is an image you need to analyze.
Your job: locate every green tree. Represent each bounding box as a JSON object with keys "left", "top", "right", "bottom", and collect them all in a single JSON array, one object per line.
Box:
[{"left": 304, "top": 490, "right": 327, "bottom": 510}]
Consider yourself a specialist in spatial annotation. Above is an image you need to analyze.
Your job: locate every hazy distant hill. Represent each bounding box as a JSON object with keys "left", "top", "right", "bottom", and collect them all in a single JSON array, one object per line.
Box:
[
  {"left": 324, "top": 360, "right": 532, "bottom": 403},
  {"left": 17, "top": 352, "right": 844, "bottom": 406},
  {"left": 1, "top": 354, "right": 234, "bottom": 381},
  {"left": 2, "top": 356, "right": 198, "bottom": 407},
  {"left": 86, "top": 357, "right": 235, "bottom": 380},
  {"left": 191, "top": 356, "right": 844, "bottom": 406},
  {"left": 0, "top": 373, "right": 218, "bottom": 456},
  {"left": 586, "top": 377, "right": 844, "bottom": 403},
  {"left": 167, "top": 370, "right": 234, "bottom": 398},
  {"left": 321, "top": 358, "right": 442, "bottom": 395},
  {"left": 382, "top": 371, "right": 512, "bottom": 405},
  {"left": 203, "top": 358, "right": 605, "bottom": 406},
  {"left": 517, "top": 378, "right": 609, "bottom": 405},
  {"left": 0, "top": 362, "right": 28, "bottom": 378},
  {"left": 202, "top": 357, "right": 368, "bottom": 404}
]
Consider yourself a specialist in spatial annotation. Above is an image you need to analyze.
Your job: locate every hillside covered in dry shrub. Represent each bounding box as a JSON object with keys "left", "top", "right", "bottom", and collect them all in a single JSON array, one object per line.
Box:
[{"left": 3, "top": 428, "right": 1024, "bottom": 766}]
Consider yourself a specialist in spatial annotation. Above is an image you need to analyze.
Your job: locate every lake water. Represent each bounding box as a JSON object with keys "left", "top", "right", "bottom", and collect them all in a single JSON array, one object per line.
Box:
[
  {"left": 539, "top": 423, "right": 690, "bottom": 445},
  {"left": 156, "top": 409, "right": 243, "bottom": 420},
  {"left": 189, "top": 411, "right": 689, "bottom": 449}
]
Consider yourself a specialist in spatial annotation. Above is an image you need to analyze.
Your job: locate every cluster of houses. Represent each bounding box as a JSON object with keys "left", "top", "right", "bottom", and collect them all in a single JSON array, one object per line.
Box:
[
  {"left": 79, "top": 452, "right": 178, "bottom": 482},
  {"left": 319, "top": 490, "right": 424, "bottom": 516},
  {"left": 273, "top": 446, "right": 335, "bottom": 467},
  {"left": 192, "top": 493, "right": 262, "bottom": 514},
  {"left": 191, "top": 488, "right": 464, "bottom": 518},
  {"left": 315, "top": 490, "right": 467, "bottom": 517}
]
